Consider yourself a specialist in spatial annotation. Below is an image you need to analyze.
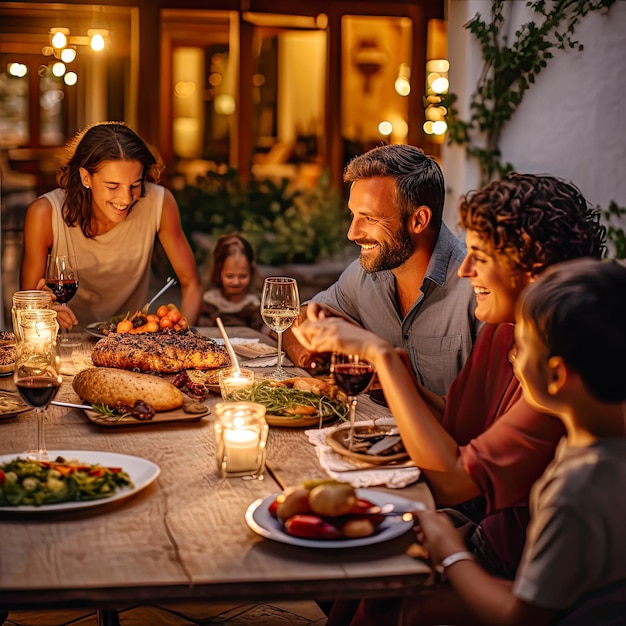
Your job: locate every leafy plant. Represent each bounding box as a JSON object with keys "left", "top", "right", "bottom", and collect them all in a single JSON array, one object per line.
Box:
[
  {"left": 602, "top": 201, "right": 626, "bottom": 259},
  {"left": 444, "top": 0, "right": 616, "bottom": 184},
  {"left": 172, "top": 168, "right": 351, "bottom": 267}
]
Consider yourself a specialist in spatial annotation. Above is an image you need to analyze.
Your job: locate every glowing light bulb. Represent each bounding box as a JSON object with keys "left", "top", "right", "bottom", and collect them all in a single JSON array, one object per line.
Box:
[
  {"left": 432, "top": 121, "right": 448, "bottom": 135},
  {"left": 90, "top": 33, "right": 105, "bottom": 52},
  {"left": 51, "top": 31, "right": 67, "bottom": 49},
  {"left": 394, "top": 76, "right": 411, "bottom": 96},
  {"left": 60, "top": 47, "right": 76, "bottom": 63},
  {"left": 8, "top": 63, "right": 28, "bottom": 77},
  {"left": 64, "top": 72, "right": 78, "bottom": 86},
  {"left": 378, "top": 121, "right": 393, "bottom": 136},
  {"left": 431, "top": 77, "right": 449, "bottom": 94},
  {"left": 52, "top": 62, "right": 66, "bottom": 77}
]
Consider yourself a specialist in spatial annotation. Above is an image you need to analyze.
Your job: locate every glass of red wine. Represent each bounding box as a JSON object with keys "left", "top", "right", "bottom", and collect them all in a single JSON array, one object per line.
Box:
[
  {"left": 14, "top": 309, "right": 62, "bottom": 461},
  {"left": 331, "top": 353, "right": 375, "bottom": 450},
  {"left": 45, "top": 255, "right": 79, "bottom": 344}
]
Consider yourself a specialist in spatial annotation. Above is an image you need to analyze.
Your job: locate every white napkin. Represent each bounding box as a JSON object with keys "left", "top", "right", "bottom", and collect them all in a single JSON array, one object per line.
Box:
[
  {"left": 243, "top": 354, "right": 293, "bottom": 368},
  {"left": 305, "top": 418, "right": 421, "bottom": 489}
]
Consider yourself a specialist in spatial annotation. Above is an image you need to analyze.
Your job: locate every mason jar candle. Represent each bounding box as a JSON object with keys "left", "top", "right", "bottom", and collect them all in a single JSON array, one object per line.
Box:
[
  {"left": 12, "top": 290, "right": 53, "bottom": 345},
  {"left": 214, "top": 401, "right": 268, "bottom": 478}
]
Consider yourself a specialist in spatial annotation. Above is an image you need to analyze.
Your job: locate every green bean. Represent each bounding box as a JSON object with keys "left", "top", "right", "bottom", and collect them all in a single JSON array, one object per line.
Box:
[{"left": 230, "top": 382, "right": 348, "bottom": 420}]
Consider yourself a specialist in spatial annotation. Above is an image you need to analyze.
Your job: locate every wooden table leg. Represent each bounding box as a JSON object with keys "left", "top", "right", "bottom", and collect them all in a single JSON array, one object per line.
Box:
[{"left": 97, "top": 609, "right": 120, "bottom": 626}]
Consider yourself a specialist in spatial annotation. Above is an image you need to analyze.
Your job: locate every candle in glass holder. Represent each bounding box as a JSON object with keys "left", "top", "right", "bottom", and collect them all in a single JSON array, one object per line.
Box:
[
  {"left": 11, "top": 290, "right": 53, "bottom": 345},
  {"left": 214, "top": 402, "right": 268, "bottom": 478},
  {"left": 218, "top": 367, "right": 255, "bottom": 401}
]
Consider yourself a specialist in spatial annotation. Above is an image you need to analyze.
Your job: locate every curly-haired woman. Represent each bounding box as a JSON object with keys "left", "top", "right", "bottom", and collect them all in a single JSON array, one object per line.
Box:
[
  {"left": 20, "top": 121, "right": 202, "bottom": 330},
  {"left": 293, "top": 173, "right": 606, "bottom": 624}
]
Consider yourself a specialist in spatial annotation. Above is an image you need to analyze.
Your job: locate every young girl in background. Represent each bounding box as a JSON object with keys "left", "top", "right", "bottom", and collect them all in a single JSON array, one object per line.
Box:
[{"left": 198, "top": 234, "right": 264, "bottom": 331}]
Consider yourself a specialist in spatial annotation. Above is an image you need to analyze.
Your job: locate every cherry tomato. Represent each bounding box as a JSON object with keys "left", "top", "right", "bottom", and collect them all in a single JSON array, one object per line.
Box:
[
  {"left": 167, "top": 310, "right": 181, "bottom": 324},
  {"left": 145, "top": 321, "right": 160, "bottom": 333},
  {"left": 159, "top": 317, "right": 174, "bottom": 329},
  {"left": 156, "top": 305, "right": 169, "bottom": 318},
  {"left": 146, "top": 314, "right": 159, "bottom": 324},
  {"left": 116, "top": 319, "right": 133, "bottom": 333}
]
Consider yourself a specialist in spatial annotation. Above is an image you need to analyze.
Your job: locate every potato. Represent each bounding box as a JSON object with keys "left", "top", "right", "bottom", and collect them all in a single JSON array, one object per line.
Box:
[
  {"left": 308, "top": 482, "right": 357, "bottom": 517},
  {"left": 73, "top": 367, "right": 184, "bottom": 411},
  {"left": 342, "top": 518, "right": 376, "bottom": 538},
  {"left": 276, "top": 488, "right": 312, "bottom": 522}
]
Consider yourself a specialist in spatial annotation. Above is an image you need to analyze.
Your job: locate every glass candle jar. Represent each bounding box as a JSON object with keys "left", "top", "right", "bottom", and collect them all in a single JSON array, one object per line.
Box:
[
  {"left": 218, "top": 367, "right": 255, "bottom": 401},
  {"left": 16, "top": 310, "right": 60, "bottom": 376},
  {"left": 12, "top": 290, "right": 53, "bottom": 344},
  {"left": 214, "top": 401, "right": 268, "bottom": 478},
  {"left": 19, "top": 310, "right": 59, "bottom": 350}
]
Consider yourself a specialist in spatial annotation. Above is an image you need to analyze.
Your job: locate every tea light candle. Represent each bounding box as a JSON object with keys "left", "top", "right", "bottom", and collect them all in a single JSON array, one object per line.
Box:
[
  {"left": 223, "top": 423, "right": 260, "bottom": 472},
  {"left": 214, "top": 401, "right": 268, "bottom": 478},
  {"left": 219, "top": 367, "right": 254, "bottom": 401}
]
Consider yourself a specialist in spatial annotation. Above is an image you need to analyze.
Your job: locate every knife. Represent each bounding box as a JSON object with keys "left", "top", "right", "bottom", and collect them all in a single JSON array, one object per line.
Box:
[{"left": 51, "top": 400, "right": 93, "bottom": 410}]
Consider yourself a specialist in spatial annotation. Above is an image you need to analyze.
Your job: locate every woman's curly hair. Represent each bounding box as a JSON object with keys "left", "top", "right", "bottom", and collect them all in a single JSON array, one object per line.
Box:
[
  {"left": 57, "top": 121, "right": 164, "bottom": 238},
  {"left": 459, "top": 173, "right": 607, "bottom": 276}
]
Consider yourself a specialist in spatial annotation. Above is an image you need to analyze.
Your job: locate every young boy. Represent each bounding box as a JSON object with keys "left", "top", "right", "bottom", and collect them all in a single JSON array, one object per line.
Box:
[{"left": 407, "top": 258, "right": 626, "bottom": 625}]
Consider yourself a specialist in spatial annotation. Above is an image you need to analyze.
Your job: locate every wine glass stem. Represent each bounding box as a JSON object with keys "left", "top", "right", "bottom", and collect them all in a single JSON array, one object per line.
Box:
[
  {"left": 36, "top": 409, "right": 47, "bottom": 459},
  {"left": 276, "top": 331, "right": 283, "bottom": 371},
  {"left": 348, "top": 396, "right": 357, "bottom": 451}
]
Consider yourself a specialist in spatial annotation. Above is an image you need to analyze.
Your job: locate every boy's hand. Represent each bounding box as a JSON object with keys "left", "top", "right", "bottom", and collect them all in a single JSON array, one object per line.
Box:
[{"left": 414, "top": 510, "right": 467, "bottom": 567}]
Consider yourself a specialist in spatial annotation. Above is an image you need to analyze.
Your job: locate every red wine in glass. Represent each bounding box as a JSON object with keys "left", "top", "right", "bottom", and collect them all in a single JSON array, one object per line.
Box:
[
  {"left": 332, "top": 355, "right": 375, "bottom": 450},
  {"left": 45, "top": 255, "right": 79, "bottom": 343},
  {"left": 16, "top": 376, "right": 61, "bottom": 408},
  {"left": 333, "top": 363, "right": 375, "bottom": 396},
  {"left": 45, "top": 280, "right": 79, "bottom": 304}
]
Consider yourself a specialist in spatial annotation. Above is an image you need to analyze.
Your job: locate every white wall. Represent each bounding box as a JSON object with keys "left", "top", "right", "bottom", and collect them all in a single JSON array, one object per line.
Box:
[{"left": 442, "top": 0, "right": 626, "bottom": 235}]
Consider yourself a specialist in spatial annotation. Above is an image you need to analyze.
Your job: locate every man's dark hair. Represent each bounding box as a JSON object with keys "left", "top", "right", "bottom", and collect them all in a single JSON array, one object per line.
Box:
[{"left": 343, "top": 144, "right": 445, "bottom": 230}]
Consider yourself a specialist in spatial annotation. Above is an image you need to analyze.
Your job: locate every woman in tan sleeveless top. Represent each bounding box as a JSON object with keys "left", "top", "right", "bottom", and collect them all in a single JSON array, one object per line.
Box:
[{"left": 20, "top": 121, "right": 201, "bottom": 330}]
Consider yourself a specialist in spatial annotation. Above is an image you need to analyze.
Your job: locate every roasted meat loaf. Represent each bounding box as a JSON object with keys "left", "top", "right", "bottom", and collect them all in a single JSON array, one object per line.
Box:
[
  {"left": 91, "top": 331, "right": 229, "bottom": 373},
  {"left": 0, "top": 331, "right": 16, "bottom": 374}
]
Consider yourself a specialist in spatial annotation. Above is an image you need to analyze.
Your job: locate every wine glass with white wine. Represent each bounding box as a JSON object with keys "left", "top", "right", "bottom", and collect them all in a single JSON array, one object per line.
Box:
[{"left": 260, "top": 277, "right": 300, "bottom": 380}]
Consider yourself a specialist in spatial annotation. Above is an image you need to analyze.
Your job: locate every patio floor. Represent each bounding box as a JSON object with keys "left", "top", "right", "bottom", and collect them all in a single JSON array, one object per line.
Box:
[{"left": 3, "top": 601, "right": 327, "bottom": 625}]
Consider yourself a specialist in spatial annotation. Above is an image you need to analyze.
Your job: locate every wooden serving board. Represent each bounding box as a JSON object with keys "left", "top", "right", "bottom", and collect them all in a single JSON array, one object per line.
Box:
[
  {"left": 265, "top": 412, "right": 337, "bottom": 429},
  {"left": 83, "top": 399, "right": 210, "bottom": 427}
]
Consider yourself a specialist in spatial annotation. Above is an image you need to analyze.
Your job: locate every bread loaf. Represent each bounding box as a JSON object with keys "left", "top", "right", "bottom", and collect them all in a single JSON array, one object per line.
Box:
[{"left": 73, "top": 367, "right": 184, "bottom": 411}]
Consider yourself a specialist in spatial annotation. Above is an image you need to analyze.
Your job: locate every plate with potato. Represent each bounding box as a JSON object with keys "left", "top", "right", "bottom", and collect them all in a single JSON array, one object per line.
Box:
[{"left": 245, "top": 481, "right": 419, "bottom": 548}]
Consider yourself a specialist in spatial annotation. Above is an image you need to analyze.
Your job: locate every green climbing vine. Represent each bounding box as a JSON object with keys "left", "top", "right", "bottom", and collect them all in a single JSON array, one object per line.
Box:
[{"left": 443, "top": 0, "right": 616, "bottom": 184}]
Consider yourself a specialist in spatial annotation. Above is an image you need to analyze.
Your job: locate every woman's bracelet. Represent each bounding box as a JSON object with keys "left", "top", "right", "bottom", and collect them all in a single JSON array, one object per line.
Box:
[{"left": 440, "top": 550, "right": 475, "bottom": 569}]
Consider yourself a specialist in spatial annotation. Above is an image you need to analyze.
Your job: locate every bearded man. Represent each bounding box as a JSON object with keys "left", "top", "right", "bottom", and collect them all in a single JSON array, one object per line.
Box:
[{"left": 283, "top": 144, "right": 478, "bottom": 395}]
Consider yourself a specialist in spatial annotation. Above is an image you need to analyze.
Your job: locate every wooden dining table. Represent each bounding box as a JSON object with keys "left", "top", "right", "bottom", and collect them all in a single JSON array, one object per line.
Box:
[{"left": 0, "top": 327, "right": 433, "bottom": 620}]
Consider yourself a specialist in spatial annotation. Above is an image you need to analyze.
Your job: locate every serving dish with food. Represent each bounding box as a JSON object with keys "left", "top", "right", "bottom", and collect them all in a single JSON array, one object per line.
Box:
[
  {"left": 71, "top": 367, "right": 209, "bottom": 425},
  {"left": 246, "top": 480, "right": 421, "bottom": 548},
  {"left": 226, "top": 377, "right": 349, "bottom": 427},
  {"left": 325, "top": 422, "right": 409, "bottom": 464},
  {"left": 0, "top": 331, "right": 16, "bottom": 376},
  {"left": 87, "top": 303, "right": 190, "bottom": 337},
  {"left": 0, "top": 451, "right": 159, "bottom": 511},
  {"left": 91, "top": 331, "right": 228, "bottom": 373},
  {"left": 0, "top": 391, "right": 30, "bottom": 420}
]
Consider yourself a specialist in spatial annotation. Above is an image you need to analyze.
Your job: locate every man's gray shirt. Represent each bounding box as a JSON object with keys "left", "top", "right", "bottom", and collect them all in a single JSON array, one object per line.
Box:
[{"left": 312, "top": 223, "right": 478, "bottom": 395}]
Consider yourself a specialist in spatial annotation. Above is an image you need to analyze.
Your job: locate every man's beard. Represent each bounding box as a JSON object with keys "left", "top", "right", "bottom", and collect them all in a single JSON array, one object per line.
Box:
[{"left": 359, "top": 226, "right": 415, "bottom": 273}]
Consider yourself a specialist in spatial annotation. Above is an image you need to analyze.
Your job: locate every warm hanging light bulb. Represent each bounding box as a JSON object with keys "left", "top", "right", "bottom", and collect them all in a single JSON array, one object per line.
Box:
[
  {"left": 60, "top": 47, "right": 76, "bottom": 63},
  {"left": 64, "top": 72, "right": 78, "bottom": 86},
  {"left": 50, "top": 28, "right": 69, "bottom": 49},
  {"left": 52, "top": 62, "right": 66, "bottom": 77},
  {"left": 90, "top": 33, "right": 105, "bottom": 52}
]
